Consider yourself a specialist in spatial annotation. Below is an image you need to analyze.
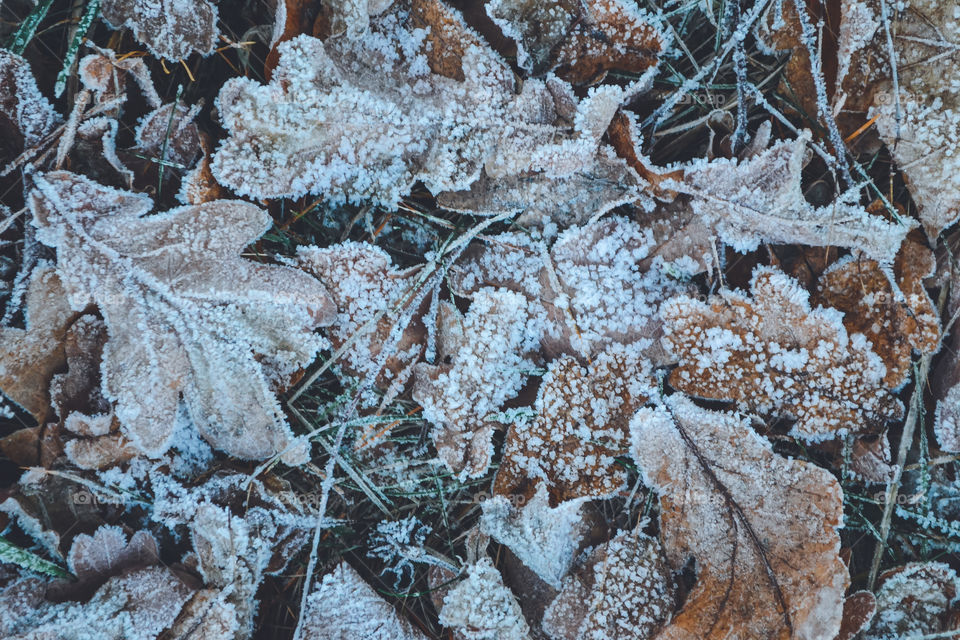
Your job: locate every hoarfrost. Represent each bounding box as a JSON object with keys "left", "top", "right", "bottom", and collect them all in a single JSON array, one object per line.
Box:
[
  {"left": 438, "top": 556, "right": 531, "bottom": 640},
  {"left": 100, "top": 0, "right": 220, "bottom": 61}
]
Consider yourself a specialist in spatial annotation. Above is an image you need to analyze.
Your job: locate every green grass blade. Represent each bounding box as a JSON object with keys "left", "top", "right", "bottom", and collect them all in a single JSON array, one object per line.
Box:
[
  {"left": 55, "top": 0, "right": 100, "bottom": 97},
  {"left": 0, "top": 535, "right": 70, "bottom": 578},
  {"left": 5, "top": 0, "right": 56, "bottom": 55}
]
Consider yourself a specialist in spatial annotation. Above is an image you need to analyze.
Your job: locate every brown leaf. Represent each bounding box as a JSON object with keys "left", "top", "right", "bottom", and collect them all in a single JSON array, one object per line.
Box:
[
  {"left": 0, "top": 265, "right": 77, "bottom": 423},
  {"left": 663, "top": 266, "right": 903, "bottom": 441},
  {"left": 29, "top": 171, "right": 335, "bottom": 463},
  {"left": 494, "top": 343, "right": 653, "bottom": 505},
  {"left": 542, "top": 529, "right": 674, "bottom": 640},
  {"left": 413, "top": 289, "right": 543, "bottom": 478},
  {"left": 437, "top": 556, "right": 531, "bottom": 639},
  {"left": 0, "top": 51, "right": 61, "bottom": 166},
  {"left": 297, "top": 241, "right": 427, "bottom": 393},
  {"left": 866, "top": 562, "right": 960, "bottom": 638},
  {"left": 100, "top": 0, "right": 220, "bottom": 61},
  {"left": 630, "top": 396, "right": 849, "bottom": 639},
  {"left": 834, "top": 591, "right": 876, "bottom": 640}
]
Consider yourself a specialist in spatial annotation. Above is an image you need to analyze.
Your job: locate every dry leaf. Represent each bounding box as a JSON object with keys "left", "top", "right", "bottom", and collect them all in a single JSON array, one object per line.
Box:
[
  {"left": 132, "top": 102, "right": 202, "bottom": 174},
  {"left": 0, "top": 51, "right": 61, "bottom": 166},
  {"left": 480, "top": 486, "right": 589, "bottom": 589},
  {"left": 413, "top": 289, "right": 543, "bottom": 478},
  {"left": 814, "top": 235, "right": 939, "bottom": 389},
  {"left": 865, "top": 562, "right": 960, "bottom": 638},
  {"left": 630, "top": 396, "right": 849, "bottom": 639},
  {"left": 835, "top": 591, "right": 876, "bottom": 640},
  {"left": 494, "top": 343, "right": 653, "bottom": 504},
  {"left": 100, "top": 0, "right": 220, "bottom": 61},
  {"left": 542, "top": 529, "right": 674, "bottom": 640},
  {"left": 672, "top": 132, "right": 916, "bottom": 264},
  {"left": 297, "top": 242, "right": 427, "bottom": 392},
  {"left": 663, "top": 266, "right": 903, "bottom": 441},
  {"left": 438, "top": 556, "right": 531, "bottom": 640},
  {"left": 0, "top": 265, "right": 76, "bottom": 423},
  {"left": 299, "top": 561, "right": 427, "bottom": 640},
  {"left": 29, "top": 171, "right": 335, "bottom": 463},
  {"left": 487, "top": 0, "right": 665, "bottom": 84},
  {"left": 77, "top": 47, "right": 161, "bottom": 109}
]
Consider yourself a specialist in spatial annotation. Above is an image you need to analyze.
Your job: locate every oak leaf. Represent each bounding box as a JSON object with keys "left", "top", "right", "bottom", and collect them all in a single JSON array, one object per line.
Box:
[
  {"left": 28, "top": 171, "right": 335, "bottom": 463},
  {"left": 630, "top": 396, "right": 849, "bottom": 639},
  {"left": 663, "top": 266, "right": 903, "bottom": 441}
]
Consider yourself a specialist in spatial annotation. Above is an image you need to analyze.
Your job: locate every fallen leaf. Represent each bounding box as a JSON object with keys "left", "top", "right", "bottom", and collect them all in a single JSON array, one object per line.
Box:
[
  {"left": 630, "top": 396, "right": 849, "bottom": 639},
  {"left": 0, "top": 265, "right": 76, "bottom": 423},
  {"left": 297, "top": 241, "right": 427, "bottom": 393},
  {"left": 663, "top": 266, "right": 903, "bottom": 442},
  {"left": 672, "top": 132, "right": 916, "bottom": 264},
  {"left": 865, "top": 562, "right": 960, "bottom": 639},
  {"left": 835, "top": 591, "right": 876, "bottom": 640},
  {"left": 0, "top": 51, "right": 61, "bottom": 166},
  {"left": 413, "top": 289, "right": 543, "bottom": 478},
  {"left": 438, "top": 556, "right": 531, "bottom": 640},
  {"left": 542, "top": 529, "right": 674, "bottom": 640},
  {"left": 100, "top": 0, "right": 220, "bottom": 61},
  {"left": 29, "top": 171, "right": 335, "bottom": 463},
  {"left": 814, "top": 235, "right": 939, "bottom": 389},
  {"left": 299, "top": 561, "right": 427, "bottom": 640},
  {"left": 494, "top": 343, "right": 653, "bottom": 504}
]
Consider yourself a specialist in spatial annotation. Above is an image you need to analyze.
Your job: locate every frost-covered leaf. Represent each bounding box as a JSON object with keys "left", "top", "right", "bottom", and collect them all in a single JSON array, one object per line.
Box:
[
  {"left": 0, "top": 265, "right": 76, "bottom": 423},
  {"left": 299, "top": 561, "right": 427, "bottom": 640},
  {"left": 494, "top": 343, "right": 653, "bottom": 504},
  {"left": 100, "top": 0, "right": 220, "bottom": 61},
  {"left": 320, "top": 0, "right": 395, "bottom": 38},
  {"left": 630, "top": 396, "right": 849, "bottom": 639},
  {"left": 663, "top": 266, "right": 903, "bottom": 442},
  {"left": 0, "top": 50, "right": 61, "bottom": 164},
  {"left": 451, "top": 216, "right": 688, "bottom": 362},
  {"left": 297, "top": 242, "right": 427, "bottom": 392},
  {"left": 480, "top": 486, "right": 588, "bottom": 588},
  {"left": 487, "top": 0, "right": 665, "bottom": 84},
  {"left": 542, "top": 529, "right": 674, "bottom": 640},
  {"left": 132, "top": 102, "right": 202, "bottom": 174},
  {"left": 814, "top": 235, "right": 939, "bottom": 389},
  {"left": 413, "top": 288, "right": 543, "bottom": 478},
  {"left": 836, "top": 0, "right": 960, "bottom": 239},
  {"left": 865, "top": 562, "right": 960, "bottom": 639},
  {"left": 835, "top": 591, "right": 877, "bottom": 640},
  {"left": 28, "top": 171, "right": 335, "bottom": 463},
  {"left": 672, "top": 132, "right": 915, "bottom": 264},
  {"left": 77, "top": 46, "right": 161, "bottom": 109},
  {"left": 438, "top": 556, "right": 531, "bottom": 640},
  {"left": 213, "top": 3, "right": 513, "bottom": 206}
]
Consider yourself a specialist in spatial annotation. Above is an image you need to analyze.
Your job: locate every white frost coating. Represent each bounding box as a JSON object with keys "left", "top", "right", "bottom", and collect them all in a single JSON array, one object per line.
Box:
[
  {"left": 480, "top": 485, "right": 588, "bottom": 588},
  {"left": 100, "top": 0, "right": 219, "bottom": 61},
  {"left": 28, "top": 171, "right": 335, "bottom": 464},
  {"left": 674, "top": 131, "right": 915, "bottom": 264},
  {"left": 413, "top": 288, "right": 544, "bottom": 478},
  {"left": 0, "top": 50, "right": 61, "bottom": 149},
  {"left": 300, "top": 561, "right": 428, "bottom": 639},
  {"left": 865, "top": 562, "right": 960, "bottom": 639},
  {"left": 438, "top": 557, "right": 531, "bottom": 640},
  {"left": 935, "top": 383, "right": 960, "bottom": 453}
]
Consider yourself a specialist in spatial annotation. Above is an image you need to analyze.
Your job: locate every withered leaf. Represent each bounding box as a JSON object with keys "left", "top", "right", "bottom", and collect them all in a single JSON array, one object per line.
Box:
[
  {"left": 438, "top": 556, "right": 531, "bottom": 640},
  {"left": 630, "top": 396, "right": 849, "bottom": 639},
  {"left": 413, "top": 289, "right": 543, "bottom": 478},
  {"left": 542, "top": 529, "right": 674, "bottom": 640},
  {"left": 865, "top": 562, "right": 960, "bottom": 638},
  {"left": 494, "top": 343, "right": 653, "bottom": 505},
  {"left": 297, "top": 241, "right": 427, "bottom": 393},
  {"left": 29, "top": 171, "right": 335, "bottom": 464},
  {"left": 299, "top": 561, "right": 427, "bottom": 640},
  {"left": 100, "top": 0, "right": 220, "bottom": 61},
  {"left": 0, "top": 265, "right": 76, "bottom": 423},
  {"left": 673, "top": 132, "right": 916, "bottom": 264},
  {"left": 0, "top": 51, "right": 61, "bottom": 166},
  {"left": 814, "top": 235, "right": 940, "bottom": 389},
  {"left": 663, "top": 266, "right": 903, "bottom": 441}
]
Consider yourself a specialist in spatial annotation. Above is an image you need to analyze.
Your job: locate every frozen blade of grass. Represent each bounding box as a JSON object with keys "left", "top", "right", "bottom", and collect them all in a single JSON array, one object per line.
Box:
[
  {"left": 54, "top": 0, "right": 100, "bottom": 98},
  {"left": 5, "top": 0, "right": 55, "bottom": 55},
  {"left": 0, "top": 536, "right": 70, "bottom": 578}
]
